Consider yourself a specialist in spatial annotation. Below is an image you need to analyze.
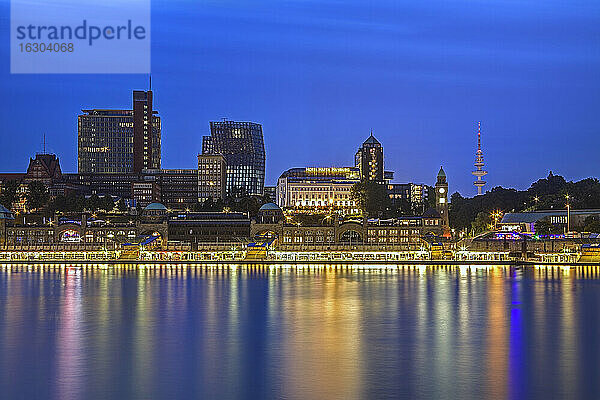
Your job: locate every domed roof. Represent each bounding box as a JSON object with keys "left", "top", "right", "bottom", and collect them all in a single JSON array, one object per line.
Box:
[
  {"left": 0, "top": 204, "right": 14, "bottom": 220},
  {"left": 144, "top": 202, "right": 167, "bottom": 211},
  {"left": 259, "top": 202, "right": 281, "bottom": 211},
  {"left": 423, "top": 208, "right": 442, "bottom": 219}
]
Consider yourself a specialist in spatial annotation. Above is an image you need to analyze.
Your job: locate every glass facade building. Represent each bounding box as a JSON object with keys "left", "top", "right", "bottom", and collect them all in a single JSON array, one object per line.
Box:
[{"left": 202, "top": 121, "right": 265, "bottom": 196}]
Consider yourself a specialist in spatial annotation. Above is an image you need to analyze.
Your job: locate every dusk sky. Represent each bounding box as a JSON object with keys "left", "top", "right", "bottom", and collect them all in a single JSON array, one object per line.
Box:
[{"left": 1, "top": 0, "right": 599, "bottom": 196}]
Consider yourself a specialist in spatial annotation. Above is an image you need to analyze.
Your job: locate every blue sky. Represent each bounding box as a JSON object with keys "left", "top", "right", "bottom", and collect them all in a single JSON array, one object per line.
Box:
[{"left": 1, "top": 0, "right": 599, "bottom": 195}]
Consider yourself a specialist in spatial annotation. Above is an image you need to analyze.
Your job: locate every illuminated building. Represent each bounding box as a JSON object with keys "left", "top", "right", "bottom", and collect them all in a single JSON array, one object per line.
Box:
[
  {"left": 276, "top": 167, "right": 360, "bottom": 214},
  {"left": 148, "top": 169, "right": 198, "bottom": 209},
  {"left": 472, "top": 121, "right": 487, "bottom": 195},
  {"left": 168, "top": 212, "right": 251, "bottom": 245},
  {"left": 64, "top": 168, "right": 198, "bottom": 209},
  {"left": 4, "top": 214, "right": 140, "bottom": 247},
  {"left": 132, "top": 180, "right": 161, "bottom": 208},
  {"left": 198, "top": 154, "right": 226, "bottom": 202},
  {"left": 202, "top": 120, "right": 265, "bottom": 196},
  {"left": 78, "top": 90, "right": 161, "bottom": 174},
  {"left": 263, "top": 186, "right": 276, "bottom": 202},
  {"left": 0, "top": 153, "right": 86, "bottom": 208},
  {"left": 435, "top": 166, "right": 450, "bottom": 227},
  {"left": 355, "top": 131, "right": 384, "bottom": 183},
  {"left": 387, "top": 183, "right": 429, "bottom": 213},
  {"left": 63, "top": 172, "right": 136, "bottom": 199},
  {"left": 255, "top": 202, "right": 284, "bottom": 224},
  {"left": 0, "top": 204, "right": 14, "bottom": 247},
  {"left": 500, "top": 209, "right": 600, "bottom": 234},
  {"left": 251, "top": 207, "right": 442, "bottom": 249}
]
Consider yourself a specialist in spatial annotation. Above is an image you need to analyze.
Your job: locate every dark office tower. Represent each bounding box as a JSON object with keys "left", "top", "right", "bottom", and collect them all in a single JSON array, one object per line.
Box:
[
  {"left": 78, "top": 90, "right": 161, "bottom": 174},
  {"left": 355, "top": 131, "right": 384, "bottom": 183},
  {"left": 133, "top": 90, "right": 161, "bottom": 173},
  {"left": 202, "top": 121, "right": 265, "bottom": 196}
]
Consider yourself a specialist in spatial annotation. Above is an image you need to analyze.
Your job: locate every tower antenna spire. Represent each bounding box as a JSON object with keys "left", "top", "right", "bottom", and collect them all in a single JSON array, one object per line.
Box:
[
  {"left": 43, "top": 133, "right": 46, "bottom": 154},
  {"left": 472, "top": 121, "right": 487, "bottom": 195},
  {"left": 477, "top": 121, "right": 481, "bottom": 150},
  {"left": 149, "top": 74, "right": 152, "bottom": 91}
]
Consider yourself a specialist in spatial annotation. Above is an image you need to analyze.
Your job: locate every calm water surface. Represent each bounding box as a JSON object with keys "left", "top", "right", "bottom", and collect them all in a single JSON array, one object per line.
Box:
[{"left": 1, "top": 265, "right": 599, "bottom": 400}]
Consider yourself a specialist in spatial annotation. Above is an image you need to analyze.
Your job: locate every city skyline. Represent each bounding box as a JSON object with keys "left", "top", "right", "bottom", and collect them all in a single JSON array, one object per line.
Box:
[
  {"left": 2, "top": 2, "right": 599, "bottom": 399},
  {"left": 1, "top": 0, "right": 599, "bottom": 196}
]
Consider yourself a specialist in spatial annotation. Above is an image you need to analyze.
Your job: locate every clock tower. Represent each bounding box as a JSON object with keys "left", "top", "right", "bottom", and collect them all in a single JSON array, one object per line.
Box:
[{"left": 435, "top": 166, "right": 449, "bottom": 227}]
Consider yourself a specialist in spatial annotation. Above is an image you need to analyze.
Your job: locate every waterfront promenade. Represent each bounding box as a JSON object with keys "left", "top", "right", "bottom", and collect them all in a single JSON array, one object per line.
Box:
[{"left": 0, "top": 254, "right": 594, "bottom": 268}]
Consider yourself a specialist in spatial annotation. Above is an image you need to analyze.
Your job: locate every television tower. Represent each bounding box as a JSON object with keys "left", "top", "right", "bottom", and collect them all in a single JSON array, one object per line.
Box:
[{"left": 472, "top": 121, "right": 487, "bottom": 195}]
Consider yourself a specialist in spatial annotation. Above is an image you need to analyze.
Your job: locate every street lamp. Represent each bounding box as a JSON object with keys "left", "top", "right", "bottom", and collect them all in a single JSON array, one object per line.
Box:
[
  {"left": 490, "top": 210, "right": 502, "bottom": 231},
  {"left": 565, "top": 194, "right": 571, "bottom": 233}
]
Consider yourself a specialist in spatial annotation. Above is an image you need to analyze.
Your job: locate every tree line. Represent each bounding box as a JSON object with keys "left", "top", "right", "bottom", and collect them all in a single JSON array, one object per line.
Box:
[
  {"left": 349, "top": 180, "right": 436, "bottom": 218},
  {"left": 450, "top": 172, "right": 600, "bottom": 234},
  {"left": 0, "top": 180, "right": 124, "bottom": 215}
]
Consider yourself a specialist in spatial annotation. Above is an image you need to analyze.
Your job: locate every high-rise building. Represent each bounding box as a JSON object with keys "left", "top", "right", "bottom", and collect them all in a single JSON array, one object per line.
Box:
[
  {"left": 198, "top": 154, "right": 226, "bottom": 202},
  {"left": 435, "top": 166, "right": 449, "bottom": 227},
  {"left": 202, "top": 121, "right": 265, "bottom": 196},
  {"left": 355, "top": 131, "right": 384, "bottom": 183},
  {"left": 133, "top": 90, "right": 161, "bottom": 173},
  {"left": 78, "top": 90, "right": 161, "bottom": 174},
  {"left": 472, "top": 121, "right": 487, "bottom": 195}
]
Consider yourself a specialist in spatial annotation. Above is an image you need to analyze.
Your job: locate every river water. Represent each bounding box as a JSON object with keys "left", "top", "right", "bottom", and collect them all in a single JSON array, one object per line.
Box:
[{"left": 1, "top": 265, "right": 599, "bottom": 400}]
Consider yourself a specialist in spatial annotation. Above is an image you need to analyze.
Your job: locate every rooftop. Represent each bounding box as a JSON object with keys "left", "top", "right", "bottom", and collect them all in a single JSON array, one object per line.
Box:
[
  {"left": 501, "top": 209, "right": 600, "bottom": 224},
  {"left": 0, "top": 204, "right": 14, "bottom": 220},
  {"left": 144, "top": 202, "right": 168, "bottom": 211},
  {"left": 259, "top": 203, "right": 281, "bottom": 211},
  {"left": 437, "top": 166, "right": 446, "bottom": 178},
  {"left": 362, "top": 131, "right": 381, "bottom": 146},
  {"left": 423, "top": 208, "right": 442, "bottom": 219}
]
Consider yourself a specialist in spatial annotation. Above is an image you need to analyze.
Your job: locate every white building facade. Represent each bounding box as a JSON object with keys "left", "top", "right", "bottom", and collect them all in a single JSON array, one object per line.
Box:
[{"left": 276, "top": 167, "right": 360, "bottom": 215}]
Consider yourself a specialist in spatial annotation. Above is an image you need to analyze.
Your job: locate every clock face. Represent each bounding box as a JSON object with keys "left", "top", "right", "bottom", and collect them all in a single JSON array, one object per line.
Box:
[{"left": 439, "top": 188, "right": 445, "bottom": 194}]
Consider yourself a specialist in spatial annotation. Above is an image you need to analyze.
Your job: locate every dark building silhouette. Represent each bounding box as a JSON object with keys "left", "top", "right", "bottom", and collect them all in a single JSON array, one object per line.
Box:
[
  {"left": 355, "top": 131, "right": 384, "bottom": 183},
  {"left": 64, "top": 168, "right": 198, "bottom": 210},
  {"left": 168, "top": 212, "right": 251, "bottom": 244},
  {"left": 435, "top": 166, "right": 449, "bottom": 228},
  {"left": 149, "top": 169, "right": 198, "bottom": 208},
  {"left": 132, "top": 90, "right": 160, "bottom": 173},
  {"left": 23, "top": 153, "right": 62, "bottom": 185},
  {"left": 202, "top": 120, "right": 265, "bottom": 196}
]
